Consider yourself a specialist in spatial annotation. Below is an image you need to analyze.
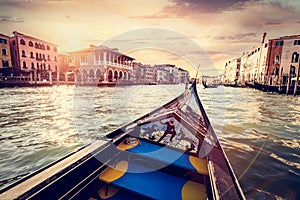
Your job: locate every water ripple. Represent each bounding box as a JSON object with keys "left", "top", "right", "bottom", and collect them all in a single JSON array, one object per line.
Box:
[{"left": 0, "top": 85, "right": 299, "bottom": 199}]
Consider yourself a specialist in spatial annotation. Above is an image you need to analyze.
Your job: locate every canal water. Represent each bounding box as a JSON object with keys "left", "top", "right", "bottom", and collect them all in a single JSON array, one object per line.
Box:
[{"left": 0, "top": 84, "right": 299, "bottom": 199}]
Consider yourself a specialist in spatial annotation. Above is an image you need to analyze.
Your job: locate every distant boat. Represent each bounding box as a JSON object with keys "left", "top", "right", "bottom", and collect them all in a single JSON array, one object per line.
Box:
[
  {"left": 0, "top": 81, "right": 245, "bottom": 200},
  {"left": 202, "top": 81, "right": 218, "bottom": 88}
]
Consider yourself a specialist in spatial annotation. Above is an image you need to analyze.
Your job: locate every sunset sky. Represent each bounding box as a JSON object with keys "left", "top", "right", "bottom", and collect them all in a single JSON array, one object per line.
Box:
[{"left": 1, "top": 0, "right": 300, "bottom": 76}]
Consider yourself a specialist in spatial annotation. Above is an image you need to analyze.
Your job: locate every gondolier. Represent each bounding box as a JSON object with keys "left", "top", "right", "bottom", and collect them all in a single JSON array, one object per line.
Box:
[{"left": 157, "top": 119, "right": 177, "bottom": 143}]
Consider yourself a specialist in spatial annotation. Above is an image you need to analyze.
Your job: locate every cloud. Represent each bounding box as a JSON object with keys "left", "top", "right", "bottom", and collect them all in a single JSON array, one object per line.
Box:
[
  {"left": 262, "top": 22, "right": 284, "bottom": 27},
  {"left": 0, "top": 0, "right": 35, "bottom": 8},
  {"left": 134, "top": 0, "right": 258, "bottom": 19},
  {"left": 163, "top": 0, "right": 256, "bottom": 14},
  {"left": 212, "top": 33, "right": 261, "bottom": 43},
  {"left": 0, "top": 16, "right": 24, "bottom": 23}
]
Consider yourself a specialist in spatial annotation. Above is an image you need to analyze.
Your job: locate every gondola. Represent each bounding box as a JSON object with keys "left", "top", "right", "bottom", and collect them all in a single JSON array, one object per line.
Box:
[
  {"left": 202, "top": 81, "right": 218, "bottom": 88},
  {"left": 0, "top": 81, "right": 245, "bottom": 200}
]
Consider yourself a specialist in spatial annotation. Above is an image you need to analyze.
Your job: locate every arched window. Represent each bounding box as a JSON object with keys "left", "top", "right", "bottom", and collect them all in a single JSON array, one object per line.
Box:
[
  {"left": 31, "top": 62, "right": 34, "bottom": 69},
  {"left": 54, "top": 56, "right": 57, "bottom": 62},
  {"left": 275, "top": 55, "right": 280, "bottom": 64},
  {"left": 23, "top": 61, "right": 26, "bottom": 68},
  {"left": 39, "top": 53, "right": 42, "bottom": 59},
  {"left": 48, "top": 55, "right": 51, "bottom": 61},
  {"left": 30, "top": 52, "right": 34, "bottom": 58},
  {"left": 20, "top": 39, "right": 25, "bottom": 45},
  {"left": 48, "top": 64, "right": 51, "bottom": 70},
  {"left": 46, "top": 45, "right": 50, "bottom": 50},
  {"left": 22, "top": 50, "right": 26, "bottom": 57},
  {"left": 290, "top": 65, "right": 296, "bottom": 77},
  {"left": 35, "top": 42, "right": 38, "bottom": 48},
  {"left": 42, "top": 54, "right": 45, "bottom": 60},
  {"left": 29, "top": 41, "right": 33, "bottom": 47},
  {"left": 41, "top": 44, "right": 45, "bottom": 50},
  {"left": 291, "top": 52, "right": 299, "bottom": 63},
  {"left": 36, "top": 53, "right": 38, "bottom": 59}
]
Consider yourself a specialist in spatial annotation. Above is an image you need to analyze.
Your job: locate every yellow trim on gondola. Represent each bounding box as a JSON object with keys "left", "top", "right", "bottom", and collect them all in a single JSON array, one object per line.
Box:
[
  {"left": 189, "top": 156, "right": 208, "bottom": 175},
  {"left": 117, "top": 138, "right": 139, "bottom": 151},
  {"left": 182, "top": 181, "right": 207, "bottom": 200},
  {"left": 99, "top": 161, "right": 128, "bottom": 183},
  {"left": 98, "top": 184, "right": 119, "bottom": 199}
]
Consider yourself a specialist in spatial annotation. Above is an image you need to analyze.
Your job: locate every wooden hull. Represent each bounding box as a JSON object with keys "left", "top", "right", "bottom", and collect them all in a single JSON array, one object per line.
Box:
[{"left": 0, "top": 81, "right": 245, "bottom": 200}]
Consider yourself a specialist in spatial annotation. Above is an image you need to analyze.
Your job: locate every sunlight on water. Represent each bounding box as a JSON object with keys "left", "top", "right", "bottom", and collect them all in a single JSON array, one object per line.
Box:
[{"left": 0, "top": 84, "right": 299, "bottom": 199}]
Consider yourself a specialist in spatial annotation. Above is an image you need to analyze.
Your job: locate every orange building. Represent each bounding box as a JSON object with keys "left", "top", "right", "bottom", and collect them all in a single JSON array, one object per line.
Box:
[
  {"left": 9, "top": 31, "right": 58, "bottom": 83},
  {"left": 264, "top": 35, "right": 300, "bottom": 86},
  {"left": 0, "top": 33, "right": 12, "bottom": 68}
]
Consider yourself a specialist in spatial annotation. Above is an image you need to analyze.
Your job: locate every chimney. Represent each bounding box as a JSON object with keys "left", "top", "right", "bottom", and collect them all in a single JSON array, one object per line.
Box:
[{"left": 262, "top": 32, "right": 267, "bottom": 44}]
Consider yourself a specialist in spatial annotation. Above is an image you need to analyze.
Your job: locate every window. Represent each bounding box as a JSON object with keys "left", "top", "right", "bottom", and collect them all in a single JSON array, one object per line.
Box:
[
  {"left": 23, "top": 61, "right": 27, "bottom": 68},
  {"left": 274, "top": 55, "right": 280, "bottom": 64},
  {"left": 2, "top": 60, "right": 9, "bottom": 67},
  {"left": 41, "top": 44, "right": 45, "bottom": 50},
  {"left": 46, "top": 45, "right": 50, "bottom": 50},
  {"left": 47, "top": 55, "right": 51, "bottom": 61},
  {"left": 290, "top": 65, "right": 296, "bottom": 76},
  {"left": 20, "top": 39, "right": 25, "bottom": 45},
  {"left": 54, "top": 47, "right": 57, "bottom": 52},
  {"left": 2, "top": 48, "right": 7, "bottom": 55},
  {"left": 294, "top": 40, "right": 300, "bottom": 45},
  {"left": 12, "top": 40, "right": 16, "bottom": 45},
  {"left": 48, "top": 64, "right": 51, "bottom": 70},
  {"left": 264, "top": 43, "right": 268, "bottom": 48},
  {"left": 37, "top": 63, "right": 39, "bottom": 69},
  {"left": 29, "top": 41, "right": 33, "bottom": 47},
  {"left": 22, "top": 50, "right": 26, "bottom": 57},
  {"left": 36, "top": 53, "right": 39, "bottom": 59},
  {"left": 35, "top": 42, "right": 38, "bottom": 48},
  {"left": 292, "top": 52, "right": 299, "bottom": 63},
  {"left": 275, "top": 41, "right": 283, "bottom": 46},
  {"left": 31, "top": 62, "right": 34, "bottom": 69},
  {"left": 0, "top": 38, "right": 7, "bottom": 44},
  {"left": 30, "top": 52, "right": 34, "bottom": 58},
  {"left": 54, "top": 56, "right": 57, "bottom": 62},
  {"left": 272, "top": 67, "right": 279, "bottom": 76},
  {"left": 42, "top": 54, "right": 45, "bottom": 60}
]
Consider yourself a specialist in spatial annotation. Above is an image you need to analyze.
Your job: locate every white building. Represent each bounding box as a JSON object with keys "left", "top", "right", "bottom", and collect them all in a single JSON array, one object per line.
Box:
[
  {"left": 68, "top": 45, "right": 135, "bottom": 84},
  {"left": 224, "top": 58, "right": 240, "bottom": 84}
]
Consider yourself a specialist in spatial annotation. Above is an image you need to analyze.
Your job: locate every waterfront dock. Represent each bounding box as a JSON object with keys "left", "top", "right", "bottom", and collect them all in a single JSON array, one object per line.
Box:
[{"left": 224, "top": 81, "right": 300, "bottom": 96}]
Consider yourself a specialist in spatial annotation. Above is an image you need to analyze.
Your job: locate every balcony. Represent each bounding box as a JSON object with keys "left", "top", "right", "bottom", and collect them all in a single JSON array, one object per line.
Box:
[{"left": 80, "top": 62, "right": 88, "bottom": 66}]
